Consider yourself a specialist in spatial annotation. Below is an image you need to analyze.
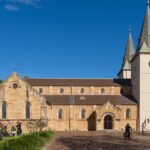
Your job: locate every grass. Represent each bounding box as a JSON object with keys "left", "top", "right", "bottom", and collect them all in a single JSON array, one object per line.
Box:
[{"left": 0, "top": 131, "right": 54, "bottom": 150}]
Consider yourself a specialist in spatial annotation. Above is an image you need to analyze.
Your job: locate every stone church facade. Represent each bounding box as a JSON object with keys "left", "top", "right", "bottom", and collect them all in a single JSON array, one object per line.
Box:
[{"left": 0, "top": 1, "right": 150, "bottom": 132}]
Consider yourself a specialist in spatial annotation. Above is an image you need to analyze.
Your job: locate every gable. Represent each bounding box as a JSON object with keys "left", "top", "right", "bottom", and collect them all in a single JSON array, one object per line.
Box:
[
  {"left": 1, "top": 72, "right": 46, "bottom": 106},
  {"left": 97, "top": 101, "right": 122, "bottom": 120}
]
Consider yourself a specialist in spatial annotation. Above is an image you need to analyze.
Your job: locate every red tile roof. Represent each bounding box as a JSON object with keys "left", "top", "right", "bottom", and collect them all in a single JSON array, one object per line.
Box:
[
  {"left": 45, "top": 95, "right": 137, "bottom": 105},
  {"left": 24, "top": 78, "right": 131, "bottom": 86}
]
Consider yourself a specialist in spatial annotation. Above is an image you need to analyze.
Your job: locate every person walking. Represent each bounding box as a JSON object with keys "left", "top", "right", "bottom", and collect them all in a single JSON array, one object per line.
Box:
[{"left": 11, "top": 126, "right": 16, "bottom": 136}]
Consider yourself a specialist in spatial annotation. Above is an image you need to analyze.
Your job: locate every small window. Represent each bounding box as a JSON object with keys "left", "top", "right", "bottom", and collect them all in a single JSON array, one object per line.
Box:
[
  {"left": 81, "top": 109, "right": 86, "bottom": 119},
  {"left": 26, "top": 101, "right": 31, "bottom": 119},
  {"left": 101, "top": 88, "right": 105, "bottom": 95},
  {"left": 13, "top": 83, "right": 19, "bottom": 89},
  {"left": 2, "top": 101, "right": 7, "bottom": 119},
  {"left": 58, "top": 109, "right": 63, "bottom": 119},
  {"left": 148, "top": 61, "right": 150, "bottom": 67},
  {"left": 80, "top": 88, "right": 85, "bottom": 94},
  {"left": 60, "top": 88, "right": 64, "bottom": 94},
  {"left": 147, "top": 119, "right": 150, "bottom": 123},
  {"left": 39, "top": 88, "right": 43, "bottom": 94},
  {"left": 126, "top": 109, "right": 131, "bottom": 119}
]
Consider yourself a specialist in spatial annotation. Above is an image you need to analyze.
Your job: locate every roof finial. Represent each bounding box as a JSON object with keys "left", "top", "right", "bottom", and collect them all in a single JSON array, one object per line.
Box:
[
  {"left": 128, "top": 25, "right": 132, "bottom": 34},
  {"left": 147, "top": 0, "right": 150, "bottom": 9},
  {"left": 13, "top": 67, "right": 18, "bottom": 73}
]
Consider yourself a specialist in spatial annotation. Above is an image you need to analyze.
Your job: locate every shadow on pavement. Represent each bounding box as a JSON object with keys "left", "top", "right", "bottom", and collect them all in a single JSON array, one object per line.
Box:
[{"left": 56, "top": 135, "right": 150, "bottom": 150}]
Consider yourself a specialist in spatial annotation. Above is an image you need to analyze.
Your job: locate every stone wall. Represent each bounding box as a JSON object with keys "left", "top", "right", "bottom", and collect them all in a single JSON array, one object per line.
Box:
[
  {"left": 0, "top": 73, "right": 47, "bottom": 133},
  {"left": 0, "top": 72, "right": 137, "bottom": 133},
  {"left": 47, "top": 104, "right": 137, "bottom": 131},
  {"left": 32, "top": 85, "right": 130, "bottom": 96}
]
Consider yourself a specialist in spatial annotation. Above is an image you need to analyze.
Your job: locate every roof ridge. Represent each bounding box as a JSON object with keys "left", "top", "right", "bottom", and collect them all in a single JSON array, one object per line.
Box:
[
  {"left": 24, "top": 78, "right": 131, "bottom": 80},
  {"left": 24, "top": 78, "right": 114, "bottom": 80}
]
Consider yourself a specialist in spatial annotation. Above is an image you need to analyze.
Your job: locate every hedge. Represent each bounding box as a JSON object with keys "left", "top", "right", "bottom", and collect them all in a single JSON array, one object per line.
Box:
[{"left": 0, "top": 131, "right": 54, "bottom": 150}]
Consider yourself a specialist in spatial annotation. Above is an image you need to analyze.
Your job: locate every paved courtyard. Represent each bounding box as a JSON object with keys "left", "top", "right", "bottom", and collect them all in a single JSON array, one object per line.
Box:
[{"left": 47, "top": 131, "right": 150, "bottom": 150}]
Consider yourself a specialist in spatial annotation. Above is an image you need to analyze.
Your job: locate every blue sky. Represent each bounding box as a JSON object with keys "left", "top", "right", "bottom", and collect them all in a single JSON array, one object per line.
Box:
[{"left": 0, "top": 0, "right": 147, "bottom": 79}]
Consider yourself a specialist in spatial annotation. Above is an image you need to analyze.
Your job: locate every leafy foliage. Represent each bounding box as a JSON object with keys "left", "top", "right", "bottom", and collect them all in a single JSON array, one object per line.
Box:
[{"left": 0, "top": 131, "right": 54, "bottom": 150}]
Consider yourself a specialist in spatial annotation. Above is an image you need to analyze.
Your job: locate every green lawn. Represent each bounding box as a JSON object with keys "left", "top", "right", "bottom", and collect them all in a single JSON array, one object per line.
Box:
[{"left": 0, "top": 131, "right": 54, "bottom": 150}]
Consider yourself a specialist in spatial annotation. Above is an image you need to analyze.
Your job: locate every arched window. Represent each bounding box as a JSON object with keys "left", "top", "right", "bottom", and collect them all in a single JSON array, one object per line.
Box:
[
  {"left": 80, "top": 88, "right": 85, "bottom": 94},
  {"left": 81, "top": 109, "right": 86, "bottom": 119},
  {"left": 2, "top": 101, "right": 7, "bottom": 119},
  {"left": 60, "top": 88, "right": 64, "bottom": 94},
  {"left": 126, "top": 109, "right": 131, "bottom": 119},
  {"left": 26, "top": 101, "right": 31, "bottom": 119},
  {"left": 101, "top": 88, "right": 105, "bottom": 95},
  {"left": 58, "top": 109, "right": 63, "bottom": 119},
  {"left": 39, "top": 88, "right": 43, "bottom": 94}
]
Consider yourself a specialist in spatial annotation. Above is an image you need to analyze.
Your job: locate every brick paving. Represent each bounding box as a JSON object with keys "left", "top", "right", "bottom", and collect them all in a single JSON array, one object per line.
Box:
[{"left": 47, "top": 131, "right": 150, "bottom": 150}]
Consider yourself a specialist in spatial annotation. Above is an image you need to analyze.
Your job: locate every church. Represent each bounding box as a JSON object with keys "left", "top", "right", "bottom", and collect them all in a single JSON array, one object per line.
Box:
[{"left": 0, "top": 1, "right": 150, "bottom": 132}]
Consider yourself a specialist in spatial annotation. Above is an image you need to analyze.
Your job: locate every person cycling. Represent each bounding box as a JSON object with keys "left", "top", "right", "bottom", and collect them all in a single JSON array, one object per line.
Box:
[{"left": 124, "top": 123, "right": 132, "bottom": 139}]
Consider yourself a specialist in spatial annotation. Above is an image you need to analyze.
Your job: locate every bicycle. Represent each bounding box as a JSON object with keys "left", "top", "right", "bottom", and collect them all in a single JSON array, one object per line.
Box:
[{"left": 123, "top": 131, "right": 132, "bottom": 139}]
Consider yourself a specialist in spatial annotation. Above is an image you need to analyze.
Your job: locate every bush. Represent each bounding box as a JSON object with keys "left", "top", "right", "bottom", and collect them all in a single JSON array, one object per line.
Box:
[{"left": 0, "top": 131, "right": 54, "bottom": 150}]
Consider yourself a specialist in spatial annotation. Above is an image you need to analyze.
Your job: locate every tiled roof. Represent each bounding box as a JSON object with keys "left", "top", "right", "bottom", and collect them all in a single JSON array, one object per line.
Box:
[
  {"left": 45, "top": 95, "right": 137, "bottom": 105},
  {"left": 24, "top": 78, "right": 131, "bottom": 86}
]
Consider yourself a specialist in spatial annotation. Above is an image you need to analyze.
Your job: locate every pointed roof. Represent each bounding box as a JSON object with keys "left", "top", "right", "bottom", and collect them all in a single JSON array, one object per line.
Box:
[
  {"left": 119, "top": 28, "right": 135, "bottom": 72},
  {"left": 138, "top": 0, "right": 150, "bottom": 49},
  {"left": 123, "top": 27, "right": 135, "bottom": 64},
  {"left": 123, "top": 60, "right": 130, "bottom": 70},
  {"left": 139, "top": 41, "right": 149, "bottom": 52}
]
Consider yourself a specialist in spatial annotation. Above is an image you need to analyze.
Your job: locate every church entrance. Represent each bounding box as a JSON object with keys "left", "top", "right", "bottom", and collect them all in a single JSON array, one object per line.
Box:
[
  {"left": 104, "top": 115, "right": 113, "bottom": 129},
  {"left": 87, "top": 112, "right": 96, "bottom": 131}
]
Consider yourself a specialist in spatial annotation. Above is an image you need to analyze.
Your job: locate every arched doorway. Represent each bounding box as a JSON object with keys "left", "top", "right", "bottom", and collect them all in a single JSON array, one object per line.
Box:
[{"left": 104, "top": 115, "right": 113, "bottom": 129}]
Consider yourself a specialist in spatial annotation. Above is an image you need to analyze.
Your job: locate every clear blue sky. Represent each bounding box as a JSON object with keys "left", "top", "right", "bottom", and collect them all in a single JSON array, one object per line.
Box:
[{"left": 0, "top": 0, "right": 147, "bottom": 79}]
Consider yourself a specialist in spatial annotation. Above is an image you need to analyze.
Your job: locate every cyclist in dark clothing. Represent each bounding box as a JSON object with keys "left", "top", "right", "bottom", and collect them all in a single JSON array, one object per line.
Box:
[{"left": 124, "top": 123, "right": 132, "bottom": 139}]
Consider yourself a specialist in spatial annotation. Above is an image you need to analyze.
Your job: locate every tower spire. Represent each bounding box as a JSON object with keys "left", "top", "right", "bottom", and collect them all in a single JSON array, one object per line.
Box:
[
  {"left": 123, "top": 26, "right": 135, "bottom": 64},
  {"left": 147, "top": 0, "right": 149, "bottom": 6},
  {"left": 118, "top": 27, "right": 135, "bottom": 78},
  {"left": 138, "top": 0, "right": 150, "bottom": 49},
  {"left": 128, "top": 25, "right": 131, "bottom": 34},
  {"left": 147, "top": 0, "right": 150, "bottom": 11}
]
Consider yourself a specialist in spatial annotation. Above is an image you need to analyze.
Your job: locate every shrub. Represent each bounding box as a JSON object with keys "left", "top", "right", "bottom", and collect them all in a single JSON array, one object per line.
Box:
[{"left": 0, "top": 131, "right": 54, "bottom": 150}]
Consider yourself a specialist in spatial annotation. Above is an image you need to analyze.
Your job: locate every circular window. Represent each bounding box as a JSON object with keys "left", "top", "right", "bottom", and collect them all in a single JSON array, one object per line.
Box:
[{"left": 13, "top": 83, "right": 19, "bottom": 89}]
